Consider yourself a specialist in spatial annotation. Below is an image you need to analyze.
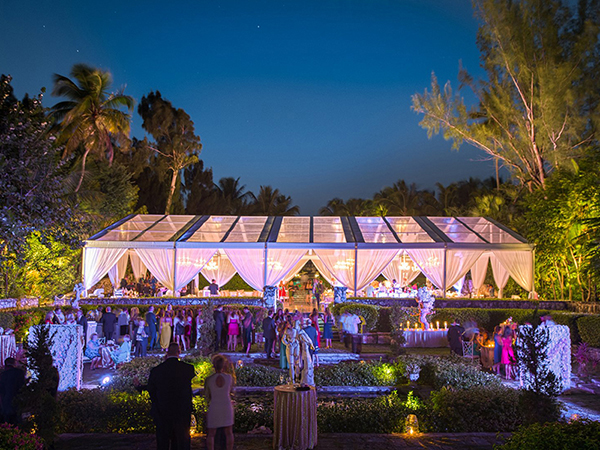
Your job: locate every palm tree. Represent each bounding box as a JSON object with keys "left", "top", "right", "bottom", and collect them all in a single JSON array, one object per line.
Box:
[
  {"left": 250, "top": 186, "right": 300, "bottom": 216},
  {"left": 50, "top": 64, "right": 134, "bottom": 192},
  {"left": 216, "top": 177, "right": 252, "bottom": 214}
]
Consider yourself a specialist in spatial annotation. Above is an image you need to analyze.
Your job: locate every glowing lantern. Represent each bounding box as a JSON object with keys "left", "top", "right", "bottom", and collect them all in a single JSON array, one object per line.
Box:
[{"left": 405, "top": 414, "right": 419, "bottom": 435}]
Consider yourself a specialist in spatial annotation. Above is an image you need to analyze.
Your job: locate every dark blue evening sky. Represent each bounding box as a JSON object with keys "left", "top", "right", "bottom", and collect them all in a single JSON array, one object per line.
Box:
[{"left": 0, "top": 0, "right": 499, "bottom": 214}]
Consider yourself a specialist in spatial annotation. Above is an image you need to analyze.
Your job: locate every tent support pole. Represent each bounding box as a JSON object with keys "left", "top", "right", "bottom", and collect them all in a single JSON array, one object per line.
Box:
[
  {"left": 173, "top": 245, "right": 178, "bottom": 297},
  {"left": 442, "top": 244, "right": 447, "bottom": 299},
  {"left": 81, "top": 246, "right": 87, "bottom": 292},
  {"left": 263, "top": 243, "right": 268, "bottom": 290},
  {"left": 354, "top": 243, "right": 358, "bottom": 297}
]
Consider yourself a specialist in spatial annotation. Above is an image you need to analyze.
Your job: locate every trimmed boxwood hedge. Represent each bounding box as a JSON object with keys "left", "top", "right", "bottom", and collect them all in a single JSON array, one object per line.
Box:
[
  {"left": 576, "top": 315, "right": 600, "bottom": 347},
  {"left": 497, "top": 420, "right": 600, "bottom": 450},
  {"left": 330, "top": 303, "right": 379, "bottom": 332}
]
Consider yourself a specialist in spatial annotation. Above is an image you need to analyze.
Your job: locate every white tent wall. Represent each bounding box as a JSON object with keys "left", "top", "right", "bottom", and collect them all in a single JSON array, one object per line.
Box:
[
  {"left": 82, "top": 247, "right": 128, "bottom": 291},
  {"left": 382, "top": 252, "right": 421, "bottom": 287},
  {"left": 200, "top": 252, "right": 237, "bottom": 287},
  {"left": 493, "top": 250, "right": 534, "bottom": 293},
  {"left": 470, "top": 254, "right": 490, "bottom": 291},
  {"left": 107, "top": 252, "right": 129, "bottom": 288},
  {"left": 490, "top": 254, "right": 510, "bottom": 298},
  {"left": 83, "top": 215, "right": 534, "bottom": 298}
]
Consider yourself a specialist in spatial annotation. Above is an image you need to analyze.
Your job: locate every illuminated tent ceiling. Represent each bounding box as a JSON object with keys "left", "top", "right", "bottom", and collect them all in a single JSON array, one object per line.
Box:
[{"left": 83, "top": 215, "right": 534, "bottom": 296}]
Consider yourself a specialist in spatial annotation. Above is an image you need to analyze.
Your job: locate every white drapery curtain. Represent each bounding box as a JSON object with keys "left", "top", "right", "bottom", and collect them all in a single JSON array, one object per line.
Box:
[
  {"left": 224, "top": 248, "right": 306, "bottom": 291},
  {"left": 470, "top": 253, "right": 490, "bottom": 291},
  {"left": 135, "top": 249, "right": 175, "bottom": 292},
  {"left": 265, "top": 249, "right": 307, "bottom": 286},
  {"left": 176, "top": 248, "right": 217, "bottom": 292},
  {"left": 313, "top": 249, "right": 355, "bottom": 289},
  {"left": 493, "top": 250, "right": 534, "bottom": 292},
  {"left": 405, "top": 248, "right": 446, "bottom": 290},
  {"left": 314, "top": 249, "right": 398, "bottom": 291},
  {"left": 453, "top": 275, "right": 465, "bottom": 294},
  {"left": 309, "top": 257, "right": 337, "bottom": 286},
  {"left": 282, "top": 257, "right": 309, "bottom": 284},
  {"left": 445, "top": 250, "right": 484, "bottom": 289},
  {"left": 490, "top": 254, "right": 510, "bottom": 298},
  {"left": 224, "top": 249, "right": 265, "bottom": 291},
  {"left": 200, "top": 253, "right": 237, "bottom": 287},
  {"left": 356, "top": 249, "right": 398, "bottom": 291},
  {"left": 83, "top": 247, "right": 128, "bottom": 290},
  {"left": 107, "top": 253, "right": 130, "bottom": 288},
  {"left": 135, "top": 248, "right": 215, "bottom": 292},
  {"left": 382, "top": 251, "right": 421, "bottom": 287},
  {"left": 129, "top": 250, "right": 147, "bottom": 280}
]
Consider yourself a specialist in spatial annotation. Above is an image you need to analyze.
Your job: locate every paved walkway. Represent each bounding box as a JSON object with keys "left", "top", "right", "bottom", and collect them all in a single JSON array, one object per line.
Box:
[{"left": 57, "top": 433, "right": 509, "bottom": 450}]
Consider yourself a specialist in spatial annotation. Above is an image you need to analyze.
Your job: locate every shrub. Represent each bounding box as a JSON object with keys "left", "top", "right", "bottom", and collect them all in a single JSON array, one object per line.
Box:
[
  {"left": 315, "top": 361, "right": 387, "bottom": 386},
  {"left": 430, "top": 386, "right": 522, "bottom": 432},
  {"left": 576, "top": 315, "right": 600, "bottom": 347},
  {"left": 395, "top": 355, "right": 501, "bottom": 390},
  {"left": 338, "top": 304, "right": 379, "bottom": 332},
  {"left": 0, "top": 424, "right": 43, "bottom": 450},
  {"left": 317, "top": 391, "right": 424, "bottom": 433},
  {"left": 235, "top": 365, "right": 282, "bottom": 387},
  {"left": 59, "top": 389, "right": 154, "bottom": 433},
  {"left": 0, "top": 312, "right": 15, "bottom": 330},
  {"left": 234, "top": 398, "right": 275, "bottom": 433},
  {"left": 375, "top": 307, "right": 391, "bottom": 332},
  {"left": 497, "top": 420, "right": 600, "bottom": 450}
]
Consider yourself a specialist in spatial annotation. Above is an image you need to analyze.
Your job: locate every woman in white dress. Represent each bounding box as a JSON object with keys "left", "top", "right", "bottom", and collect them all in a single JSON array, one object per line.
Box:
[{"left": 205, "top": 354, "right": 234, "bottom": 450}]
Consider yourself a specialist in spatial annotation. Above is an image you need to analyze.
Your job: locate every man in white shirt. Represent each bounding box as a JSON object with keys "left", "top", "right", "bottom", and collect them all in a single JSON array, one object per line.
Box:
[{"left": 346, "top": 313, "right": 362, "bottom": 354}]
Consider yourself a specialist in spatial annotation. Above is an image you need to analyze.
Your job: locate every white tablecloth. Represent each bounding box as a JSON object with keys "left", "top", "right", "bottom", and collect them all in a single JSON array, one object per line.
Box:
[
  {"left": 403, "top": 329, "right": 449, "bottom": 348},
  {"left": 274, "top": 384, "right": 317, "bottom": 450},
  {"left": 0, "top": 335, "right": 16, "bottom": 366}
]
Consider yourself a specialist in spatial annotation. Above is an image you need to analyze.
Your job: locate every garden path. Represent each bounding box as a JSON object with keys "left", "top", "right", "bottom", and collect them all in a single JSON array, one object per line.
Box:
[{"left": 57, "top": 432, "right": 509, "bottom": 450}]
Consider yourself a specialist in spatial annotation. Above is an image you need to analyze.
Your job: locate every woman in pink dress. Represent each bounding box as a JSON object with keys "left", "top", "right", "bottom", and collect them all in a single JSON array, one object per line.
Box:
[
  {"left": 501, "top": 327, "right": 515, "bottom": 380},
  {"left": 227, "top": 311, "right": 240, "bottom": 351}
]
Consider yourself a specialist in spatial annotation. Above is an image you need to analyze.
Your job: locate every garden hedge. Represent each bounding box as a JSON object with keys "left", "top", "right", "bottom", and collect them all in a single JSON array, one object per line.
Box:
[
  {"left": 498, "top": 420, "right": 600, "bottom": 450},
  {"left": 330, "top": 303, "right": 379, "bottom": 332},
  {"left": 576, "top": 315, "right": 600, "bottom": 347}
]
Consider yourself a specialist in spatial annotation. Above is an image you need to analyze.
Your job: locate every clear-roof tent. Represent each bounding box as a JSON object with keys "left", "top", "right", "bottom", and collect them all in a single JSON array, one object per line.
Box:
[
  {"left": 88, "top": 214, "right": 530, "bottom": 250},
  {"left": 83, "top": 215, "right": 535, "bottom": 297}
]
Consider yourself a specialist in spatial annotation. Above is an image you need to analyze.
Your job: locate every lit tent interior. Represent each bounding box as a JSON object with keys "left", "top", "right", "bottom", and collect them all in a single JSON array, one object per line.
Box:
[{"left": 82, "top": 215, "right": 534, "bottom": 299}]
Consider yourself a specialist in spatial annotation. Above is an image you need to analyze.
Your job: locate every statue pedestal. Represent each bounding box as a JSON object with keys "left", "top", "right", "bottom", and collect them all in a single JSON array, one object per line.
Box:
[
  {"left": 333, "top": 286, "right": 347, "bottom": 303},
  {"left": 263, "top": 285, "right": 277, "bottom": 308}
]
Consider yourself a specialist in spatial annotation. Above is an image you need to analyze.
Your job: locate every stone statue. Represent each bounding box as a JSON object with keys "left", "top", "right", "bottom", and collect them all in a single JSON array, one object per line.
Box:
[
  {"left": 282, "top": 322, "right": 300, "bottom": 383},
  {"left": 297, "top": 326, "right": 315, "bottom": 386},
  {"left": 73, "top": 283, "right": 85, "bottom": 309},
  {"left": 416, "top": 287, "right": 435, "bottom": 330}
]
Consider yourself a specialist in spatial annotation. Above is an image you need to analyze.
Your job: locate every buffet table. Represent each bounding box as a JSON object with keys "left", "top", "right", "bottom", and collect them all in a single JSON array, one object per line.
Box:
[
  {"left": 403, "top": 329, "right": 448, "bottom": 348},
  {"left": 273, "top": 384, "right": 317, "bottom": 450}
]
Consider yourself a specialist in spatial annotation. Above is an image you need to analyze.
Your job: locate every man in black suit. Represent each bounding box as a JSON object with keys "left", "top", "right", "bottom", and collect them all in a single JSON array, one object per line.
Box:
[
  {"left": 0, "top": 357, "right": 25, "bottom": 424},
  {"left": 76, "top": 309, "right": 88, "bottom": 339},
  {"left": 147, "top": 343, "right": 196, "bottom": 450},
  {"left": 100, "top": 306, "right": 117, "bottom": 341},
  {"left": 213, "top": 305, "right": 225, "bottom": 351},
  {"left": 262, "top": 309, "right": 277, "bottom": 358},
  {"left": 146, "top": 306, "right": 158, "bottom": 350},
  {"left": 447, "top": 320, "right": 465, "bottom": 356}
]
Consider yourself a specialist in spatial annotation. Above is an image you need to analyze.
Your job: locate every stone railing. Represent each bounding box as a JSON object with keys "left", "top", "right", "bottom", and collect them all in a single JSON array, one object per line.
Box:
[
  {"left": 79, "top": 296, "right": 264, "bottom": 307},
  {"left": 0, "top": 298, "right": 40, "bottom": 310},
  {"left": 343, "top": 297, "right": 570, "bottom": 310}
]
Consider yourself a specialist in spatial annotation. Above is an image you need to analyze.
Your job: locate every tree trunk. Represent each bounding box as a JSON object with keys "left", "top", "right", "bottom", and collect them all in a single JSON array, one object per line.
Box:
[
  {"left": 75, "top": 147, "right": 92, "bottom": 192},
  {"left": 495, "top": 157, "right": 500, "bottom": 190},
  {"left": 165, "top": 169, "right": 178, "bottom": 214}
]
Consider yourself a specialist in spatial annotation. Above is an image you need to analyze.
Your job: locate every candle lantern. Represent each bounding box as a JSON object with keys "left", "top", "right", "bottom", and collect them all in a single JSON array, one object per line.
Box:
[
  {"left": 405, "top": 414, "right": 419, "bottom": 435},
  {"left": 444, "top": 321, "right": 448, "bottom": 329},
  {"left": 190, "top": 413, "right": 197, "bottom": 435},
  {"left": 436, "top": 321, "right": 440, "bottom": 330}
]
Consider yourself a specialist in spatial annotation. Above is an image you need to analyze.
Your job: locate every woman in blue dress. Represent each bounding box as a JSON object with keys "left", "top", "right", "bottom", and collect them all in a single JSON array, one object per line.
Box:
[
  {"left": 111, "top": 334, "right": 132, "bottom": 366},
  {"left": 322, "top": 307, "right": 334, "bottom": 349},
  {"left": 85, "top": 333, "right": 102, "bottom": 370},
  {"left": 279, "top": 321, "right": 289, "bottom": 370}
]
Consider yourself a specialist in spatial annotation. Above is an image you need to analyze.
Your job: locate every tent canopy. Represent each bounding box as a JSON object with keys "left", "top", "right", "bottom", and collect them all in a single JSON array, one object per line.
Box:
[{"left": 83, "top": 215, "right": 534, "bottom": 295}]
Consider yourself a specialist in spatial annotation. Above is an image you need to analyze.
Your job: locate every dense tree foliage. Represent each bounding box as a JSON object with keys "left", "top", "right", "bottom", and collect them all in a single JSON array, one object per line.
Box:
[
  {"left": 412, "top": 0, "right": 600, "bottom": 189},
  {"left": 0, "top": 75, "right": 86, "bottom": 296},
  {"left": 50, "top": 64, "right": 134, "bottom": 192}
]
